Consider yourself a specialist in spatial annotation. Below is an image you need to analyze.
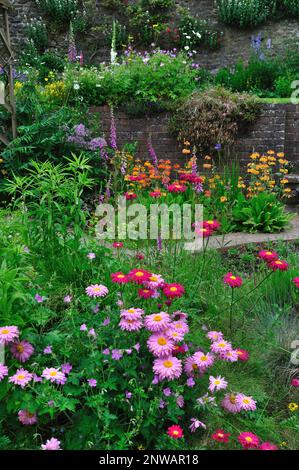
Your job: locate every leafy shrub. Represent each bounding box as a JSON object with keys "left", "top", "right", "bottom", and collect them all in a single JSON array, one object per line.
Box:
[
  {"left": 171, "top": 87, "right": 261, "bottom": 152},
  {"left": 232, "top": 192, "right": 291, "bottom": 232},
  {"left": 24, "top": 18, "right": 48, "bottom": 53},
  {"left": 217, "top": 0, "right": 276, "bottom": 28},
  {"left": 178, "top": 8, "right": 223, "bottom": 51},
  {"left": 274, "top": 73, "right": 297, "bottom": 98},
  {"left": 215, "top": 57, "right": 282, "bottom": 95},
  {"left": 35, "top": 0, "right": 84, "bottom": 29},
  {"left": 281, "top": 0, "right": 299, "bottom": 16}
]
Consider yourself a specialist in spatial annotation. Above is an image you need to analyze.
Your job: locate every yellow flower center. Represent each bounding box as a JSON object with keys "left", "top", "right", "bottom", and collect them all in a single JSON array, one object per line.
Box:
[
  {"left": 17, "top": 374, "right": 25, "bottom": 380},
  {"left": 230, "top": 276, "right": 236, "bottom": 280},
  {"left": 170, "top": 287, "right": 177, "bottom": 292},
  {"left": 153, "top": 315, "right": 162, "bottom": 322},
  {"left": 49, "top": 371, "right": 57, "bottom": 377},
  {"left": 245, "top": 437, "right": 253, "bottom": 442},
  {"left": 215, "top": 380, "right": 220, "bottom": 385},
  {"left": 127, "top": 309, "right": 135, "bottom": 313},
  {"left": 1, "top": 329, "right": 10, "bottom": 335},
  {"left": 17, "top": 345, "right": 24, "bottom": 353},
  {"left": 173, "top": 430, "right": 179, "bottom": 436},
  {"left": 200, "top": 356, "right": 207, "bottom": 361},
  {"left": 163, "top": 360, "right": 173, "bottom": 368},
  {"left": 135, "top": 272, "right": 144, "bottom": 277},
  {"left": 157, "top": 337, "right": 167, "bottom": 346}
]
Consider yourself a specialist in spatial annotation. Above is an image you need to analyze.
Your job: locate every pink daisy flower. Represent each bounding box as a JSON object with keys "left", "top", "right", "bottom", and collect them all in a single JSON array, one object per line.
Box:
[
  {"left": 112, "top": 241, "right": 124, "bottom": 248},
  {"left": 120, "top": 307, "right": 144, "bottom": 320},
  {"left": 211, "top": 340, "right": 232, "bottom": 354},
  {"left": 259, "top": 442, "right": 278, "bottom": 450},
  {"left": 184, "top": 354, "right": 200, "bottom": 376},
  {"left": 208, "top": 375, "right": 228, "bottom": 393},
  {"left": 221, "top": 393, "right": 242, "bottom": 413},
  {"left": 0, "top": 325, "right": 19, "bottom": 345},
  {"left": 0, "top": 363, "right": 8, "bottom": 381},
  {"left": 193, "top": 351, "right": 214, "bottom": 371},
  {"left": 163, "top": 283, "right": 185, "bottom": 298},
  {"left": 167, "top": 424, "right": 184, "bottom": 438},
  {"left": 238, "top": 432, "right": 260, "bottom": 449},
  {"left": 195, "top": 226, "right": 213, "bottom": 238},
  {"left": 128, "top": 268, "right": 152, "bottom": 284},
  {"left": 153, "top": 356, "right": 182, "bottom": 381},
  {"left": 293, "top": 277, "right": 299, "bottom": 288},
  {"left": 269, "top": 259, "right": 289, "bottom": 271},
  {"left": 203, "top": 220, "right": 220, "bottom": 231},
  {"left": 206, "top": 331, "right": 223, "bottom": 342},
  {"left": 41, "top": 437, "right": 61, "bottom": 450},
  {"left": 111, "top": 272, "right": 129, "bottom": 284},
  {"left": 9, "top": 368, "right": 33, "bottom": 388},
  {"left": 258, "top": 250, "right": 278, "bottom": 262},
  {"left": 220, "top": 349, "right": 239, "bottom": 362},
  {"left": 85, "top": 284, "right": 108, "bottom": 298},
  {"left": 42, "top": 368, "right": 66, "bottom": 384},
  {"left": 211, "top": 429, "right": 230, "bottom": 443},
  {"left": 144, "top": 312, "right": 171, "bottom": 332},
  {"left": 165, "top": 328, "right": 185, "bottom": 343},
  {"left": 119, "top": 318, "right": 143, "bottom": 331},
  {"left": 291, "top": 378, "right": 299, "bottom": 387},
  {"left": 143, "top": 273, "right": 164, "bottom": 289},
  {"left": 147, "top": 334, "right": 174, "bottom": 357},
  {"left": 236, "top": 393, "right": 257, "bottom": 411},
  {"left": 197, "top": 393, "right": 216, "bottom": 407},
  {"left": 167, "top": 183, "right": 186, "bottom": 193},
  {"left": 18, "top": 409, "right": 37, "bottom": 425},
  {"left": 168, "top": 321, "right": 189, "bottom": 337},
  {"left": 223, "top": 272, "right": 243, "bottom": 288},
  {"left": 10, "top": 340, "right": 34, "bottom": 363},
  {"left": 236, "top": 349, "right": 249, "bottom": 361}
]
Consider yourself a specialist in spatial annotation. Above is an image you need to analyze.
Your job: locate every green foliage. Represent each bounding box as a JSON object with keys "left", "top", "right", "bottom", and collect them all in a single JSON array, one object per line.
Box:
[
  {"left": 24, "top": 18, "right": 48, "bottom": 53},
  {"left": 232, "top": 192, "right": 291, "bottom": 232},
  {"left": 281, "top": 0, "right": 299, "bottom": 16},
  {"left": 217, "top": 0, "right": 276, "bottom": 28},
  {"left": 35, "top": 0, "right": 79, "bottom": 28},
  {"left": 171, "top": 87, "right": 261, "bottom": 152}
]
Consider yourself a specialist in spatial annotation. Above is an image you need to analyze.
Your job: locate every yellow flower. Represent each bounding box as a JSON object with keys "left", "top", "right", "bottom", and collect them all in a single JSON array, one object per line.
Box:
[
  {"left": 288, "top": 402, "right": 298, "bottom": 412},
  {"left": 220, "top": 196, "right": 227, "bottom": 203},
  {"left": 280, "top": 179, "right": 288, "bottom": 184}
]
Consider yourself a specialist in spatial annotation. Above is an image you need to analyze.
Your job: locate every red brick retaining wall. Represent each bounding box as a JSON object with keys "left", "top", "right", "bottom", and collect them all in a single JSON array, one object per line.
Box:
[{"left": 90, "top": 104, "right": 299, "bottom": 168}]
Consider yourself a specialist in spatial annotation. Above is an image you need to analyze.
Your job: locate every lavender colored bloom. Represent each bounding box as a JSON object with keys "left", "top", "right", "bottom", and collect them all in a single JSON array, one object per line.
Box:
[
  {"left": 102, "top": 348, "right": 110, "bottom": 355},
  {"left": 157, "top": 236, "right": 162, "bottom": 252},
  {"left": 125, "top": 390, "right": 132, "bottom": 399},
  {"left": 159, "top": 399, "right": 166, "bottom": 409},
  {"left": 152, "top": 375, "right": 159, "bottom": 384},
  {"left": 80, "top": 324, "right": 87, "bottom": 331},
  {"left": 64, "top": 295, "right": 72, "bottom": 303},
  {"left": 61, "top": 363, "right": 72, "bottom": 375},
  {"left": 112, "top": 349, "right": 123, "bottom": 360},
  {"left": 176, "top": 395, "right": 184, "bottom": 408},
  {"left": 43, "top": 346, "right": 52, "bottom": 354},
  {"left": 110, "top": 108, "right": 117, "bottom": 150},
  {"left": 102, "top": 317, "right": 110, "bottom": 326},
  {"left": 163, "top": 387, "right": 172, "bottom": 397},
  {"left": 215, "top": 143, "right": 222, "bottom": 151},
  {"left": 187, "top": 377, "right": 195, "bottom": 387},
  {"left": 92, "top": 304, "right": 99, "bottom": 314},
  {"left": 88, "top": 137, "right": 106, "bottom": 151},
  {"left": 87, "top": 379, "right": 97, "bottom": 387},
  {"left": 33, "top": 374, "right": 42, "bottom": 383},
  {"left": 133, "top": 343, "right": 140, "bottom": 352},
  {"left": 87, "top": 252, "right": 96, "bottom": 260},
  {"left": 23, "top": 246, "right": 30, "bottom": 253},
  {"left": 88, "top": 328, "right": 96, "bottom": 337},
  {"left": 35, "top": 294, "right": 44, "bottom": 303},
  {"left": 189, "top": 418, "right": 206, "bottom": 433}
]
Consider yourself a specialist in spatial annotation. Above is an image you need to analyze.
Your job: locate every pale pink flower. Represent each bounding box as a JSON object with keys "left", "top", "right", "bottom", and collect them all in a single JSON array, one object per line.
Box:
[
  {"left": 18, "top": 409, "right": 37, "bottom": 425},
  {"left": 206, "top": 331, "right": 223, "bottom": 342},
  {"left": 208, "top": 375, "right": 228, "bottom": 393},
  {"left": 236, "top": 393, "right": 257, "bottom": 411},
  {"left": 0, "top": 363, "right": 8, "bottom": 381},
  {"left": 9, "top": 368, "right": 32, "bottom": 388},
  {"left": 189, "top": 418, "right": 206, "bottom": 433},
  {"left": 41, "top": 437, "right": 61, "bottom": 450},
  {"left": 220, "top": 349, "right": 239, "bottom": 362},
  {"left": 153, "top": 356, "right": 182, "bottom": 381},
  {"left": 42, "top": 368, "right": 66, "bottom": 384},
  {"left": 193, "top": 351, "right": 214, "bottom": 370},
  {"left": 211, "top": 340, "right": 232, "bottom": 354},
  {"left": 10, "top": 340, "right": 34, "bottom": 363},
  {"left": 120, "top": 307, "right": 144, "bottom": 320},
  {"left": 144, "top": 312, "right": 171, "bottom": 332},
  {"left": 147, "top": 334, "right": 174, "bottom": 357},
  {"left": 119, "top": 318, "right": 143, "bottom": 331},
  {"left": 0, "top": 325, "right": 19, "bottom": 345},
  {"left": 85, "top": 284, "right": 108, "bottom": 298},
  {"left": 221, "top": 393, "right": 242, "bottom": 413}
]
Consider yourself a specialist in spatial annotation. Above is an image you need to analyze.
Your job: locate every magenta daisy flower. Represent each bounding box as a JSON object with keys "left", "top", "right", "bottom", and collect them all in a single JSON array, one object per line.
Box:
[
  {"left": 9, "top": 368, "right": 33, "bottom": 388},
  {"left": 147, "top": 334, "right": 174, "bottom": 357},
  {"left": 221, "top": 393, "right": 242, "bottom": 413},
  {"left": 10, "top": 340, "right": 34, "bottom": 363},
  {"left": 236, "top": 393, "right": 257, "bottom": 411},
  {"left": 269, "top": 259, "right": 289, "bottom": 271},
  {"left": 0, "top": 326, "right": 19, "bottom": 345},
  {"left": 18, "top": 409, "right": 37, "bottom": 425},
  {"left": 165, "top": 328, "right": 185, "bottom": 343},
  {"left": 208, "top": 375, "right": 228, "bottom": 393},
  {"left": 41, "top": 437, "right": 61, "bottom": 450},
  {"left": 0, "top": 363, "right": 8, "bottom": 381},
  {"left": 223, "top": 272, "right": 243, "bottom": 288},
  {"left": 42, "top": 368, "right": 66, "bottom": 384},
  {"left": 119, "top": 318, "right": 143, "bottom": 331},
  {"left": 153, "top": 356, "right": 182, "bottom": 381},
  {"left": 193, "top": 351, "right": 214, "bottom": 371},
  {"left": 144, "top": 312, "right": 171, "bottom": 332},
  {"left": 85, "top": 284, "right": 109, "bottom": 298},
  {"left": 259, "top": 442, "right": 278, "bottom": 450},
  {"left": 238, "top": 432, "right": 259, "bottom": 449},
  {"left": 258, "top": 250, "right": 278, "bottom": 262},
  {"left": 211, "top": 340, "right": 232, "bottom": 354},
  {"left": 163, "top": 283, "right": 185, "bottom": 299},
  {"left": 120, "top": 307, "right": 144, "bottom": 320}
]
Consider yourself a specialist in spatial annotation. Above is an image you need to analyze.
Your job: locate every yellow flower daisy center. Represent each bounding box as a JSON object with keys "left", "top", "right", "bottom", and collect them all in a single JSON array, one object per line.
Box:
[
  {"left": 245, "top": 437, "right": 253, "bottom": 442},
  {"left": 17, "top": 345, "right": 24, "bottom": 353},
  {"left": 157, "top": 337, "right": 167, "bottom": 346},
  {"left": 1, "top": 329, "right": 10, "bottom": 335},
  {"left": 230, "top": 276, "right": 236, "bottom": 280},
  {"left": 170, "top": 287, "right": 177, "bottom": 292},
  {"left": 163, "top": 360, "right": 173, "bottom": 368},
  {"left": 49, "top": 371, "right": 57, "bottom": 377},
  {"left": 17, "top": 374, "right": 25, "bottom": 380},
  {"left": 153, "top": 315, "right": 162, "bottom": 322},
  {"left": 127, "top": 309, "right": 135, "bottom": 313},
  {"left": 135, "top": 272, "right": 144, "bottom": 277},
  {"left": 172, "top": 430, "right": 179, "bottom": 436},
  {"left": 200, "top": 356, "right": 207, "bottom": 361}
]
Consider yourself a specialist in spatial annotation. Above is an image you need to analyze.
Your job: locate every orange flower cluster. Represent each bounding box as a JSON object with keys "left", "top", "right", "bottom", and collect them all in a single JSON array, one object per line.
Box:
[
  {"left": 247, "top": 150, "right": 290, "bottom": 197},
  {"left": 125, "top": 158, "right": 182, "bottom": 189}
]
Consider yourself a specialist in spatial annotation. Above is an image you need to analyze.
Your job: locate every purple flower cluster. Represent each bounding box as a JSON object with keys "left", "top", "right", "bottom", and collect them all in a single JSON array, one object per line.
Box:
[{"left": 67, "top": 124, "right": 107, "bottom": 153}]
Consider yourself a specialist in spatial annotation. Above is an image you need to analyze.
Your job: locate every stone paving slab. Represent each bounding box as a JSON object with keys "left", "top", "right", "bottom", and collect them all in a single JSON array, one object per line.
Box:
[{"left": 208, "top": 215, "right": 299, "bottom": 250}]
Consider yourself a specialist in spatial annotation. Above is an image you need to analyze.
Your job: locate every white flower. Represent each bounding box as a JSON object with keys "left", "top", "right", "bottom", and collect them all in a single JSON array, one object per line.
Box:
[
  {"left": 73, "top": 83, "right": 80, "bottom": 90},
  {"left": 184, "top": 46, "right": 190, "bottom": 51}
]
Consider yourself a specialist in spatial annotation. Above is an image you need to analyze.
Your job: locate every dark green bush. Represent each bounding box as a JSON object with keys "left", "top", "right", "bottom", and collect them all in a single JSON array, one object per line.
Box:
[{"left": 217, "top": 0, "right": 276, "bottom": 28}]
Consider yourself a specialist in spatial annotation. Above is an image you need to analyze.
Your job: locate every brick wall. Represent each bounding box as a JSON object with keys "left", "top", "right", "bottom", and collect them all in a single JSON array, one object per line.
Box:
[
  {"left": 7, "top": 0, "right": 299, "bottom": 69},
  {"left": 90, "top": 104, "right": 299, "bottom": 168}
]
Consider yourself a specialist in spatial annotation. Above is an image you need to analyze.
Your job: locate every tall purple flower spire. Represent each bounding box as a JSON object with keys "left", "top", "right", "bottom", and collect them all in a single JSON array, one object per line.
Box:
[
  {"left": 68, "top": 23, "right": 77, "bottom": 63},
  {"left": 147, "top": 138, "right": 158, "bottom": 168},
  {"left": 110, "top": 107, "right": 117, "bottom": 150}
]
